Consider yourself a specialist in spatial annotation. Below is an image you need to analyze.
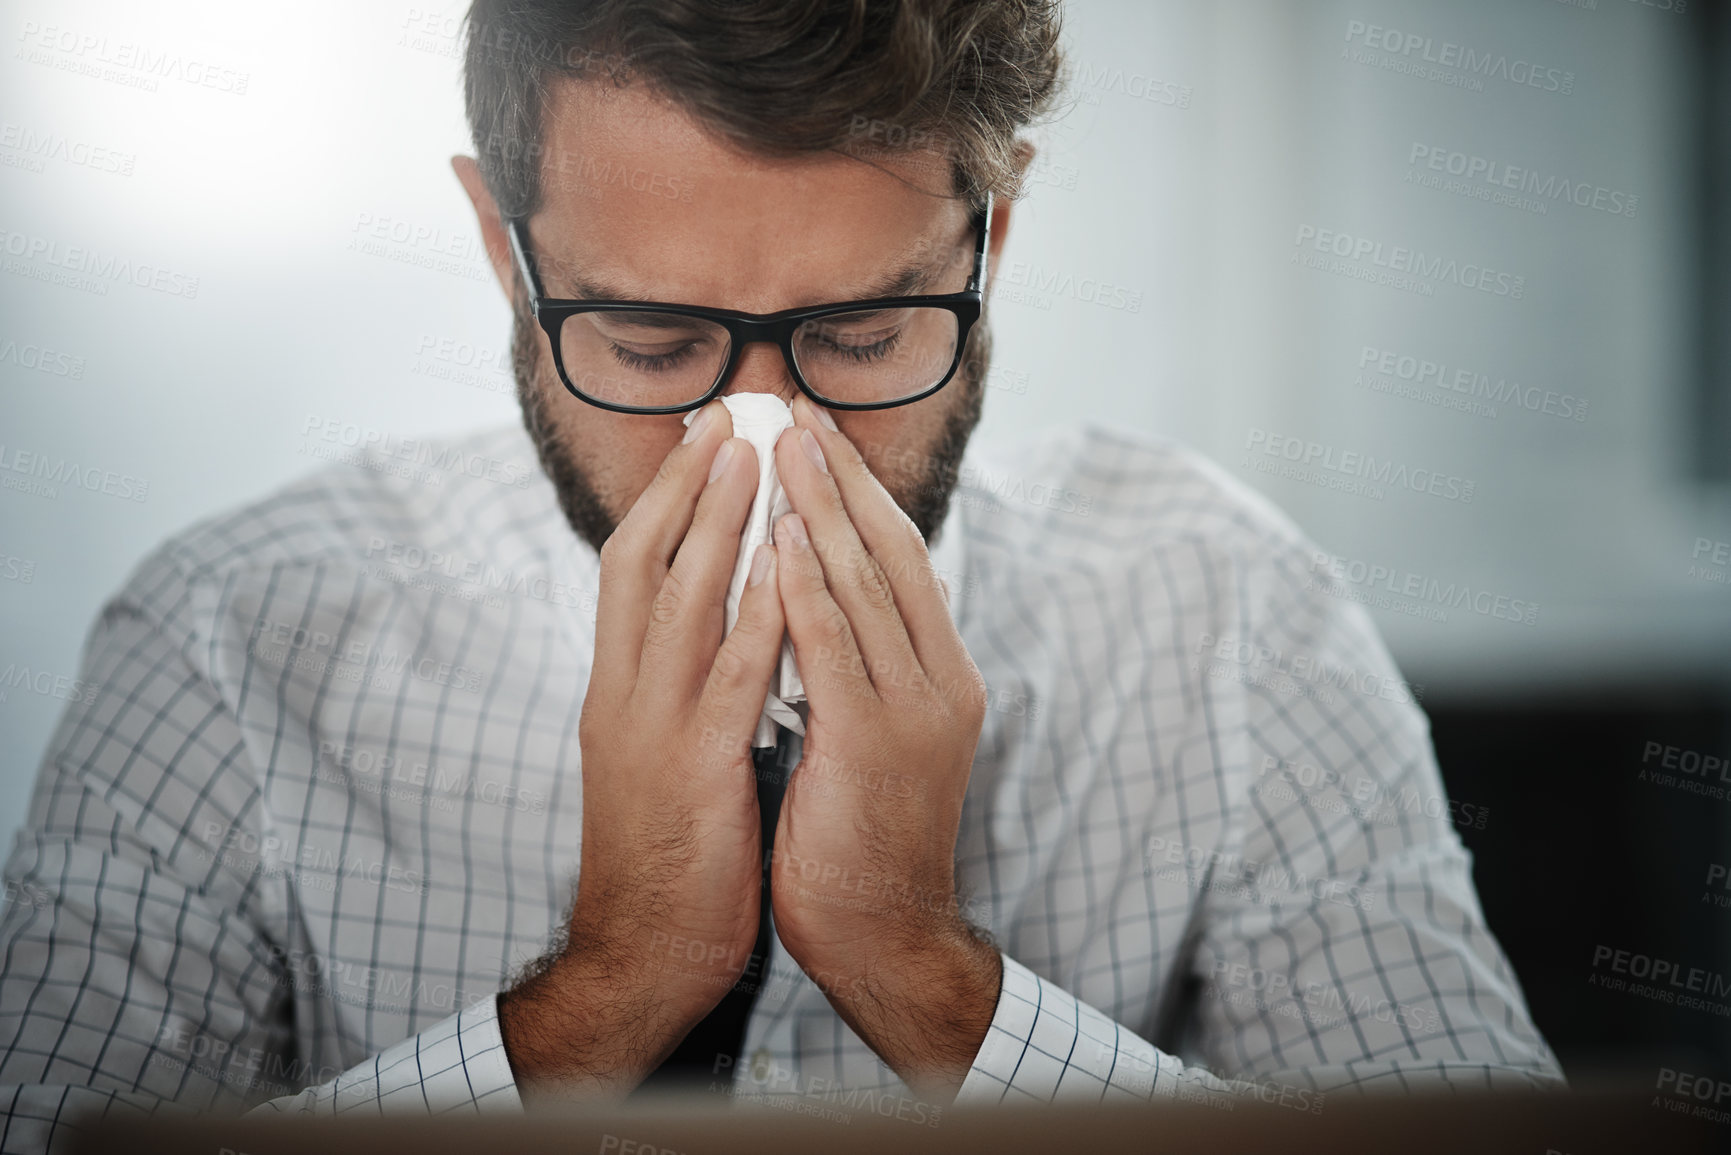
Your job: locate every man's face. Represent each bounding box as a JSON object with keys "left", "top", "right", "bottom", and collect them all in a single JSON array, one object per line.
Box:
[{"left": 457, "top": 79, "right": 1007, "bottom": 553}]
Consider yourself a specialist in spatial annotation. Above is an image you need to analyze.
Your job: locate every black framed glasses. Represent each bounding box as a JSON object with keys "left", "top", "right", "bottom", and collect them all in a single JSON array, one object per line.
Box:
[{"left": 506, "top": 193, "right": 991, "bottom": 415}]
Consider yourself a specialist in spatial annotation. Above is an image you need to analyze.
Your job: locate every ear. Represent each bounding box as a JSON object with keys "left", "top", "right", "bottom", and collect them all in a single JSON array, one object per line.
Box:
[{"left": 451, "top": 155, "right": 518, "bottom": 304}]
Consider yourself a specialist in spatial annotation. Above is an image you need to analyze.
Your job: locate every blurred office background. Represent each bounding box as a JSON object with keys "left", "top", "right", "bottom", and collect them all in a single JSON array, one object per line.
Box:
[{"left": 2, "top": 0, "right": 1729, "bottom": 1082}]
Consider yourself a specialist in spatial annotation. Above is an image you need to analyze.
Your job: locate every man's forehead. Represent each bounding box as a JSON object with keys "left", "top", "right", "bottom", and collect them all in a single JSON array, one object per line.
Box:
[{"left": 527, "top": 78, "right": 968, "bottom": 308}]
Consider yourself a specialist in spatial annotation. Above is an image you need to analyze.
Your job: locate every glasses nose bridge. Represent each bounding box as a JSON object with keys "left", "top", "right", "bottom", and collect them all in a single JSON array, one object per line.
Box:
[
  {"left": 716, "top": 316, "right": 802, "bottom": 397},
  {"left": 727, "top": 314, "right": 798, "bottom": 350}
]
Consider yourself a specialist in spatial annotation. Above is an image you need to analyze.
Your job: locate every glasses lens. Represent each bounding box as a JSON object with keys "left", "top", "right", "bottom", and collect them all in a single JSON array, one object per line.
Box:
[
  {"left": 558, "top": 309, "right": 731, "bottom": 409},
  {"left": 792, "top": 307, "right": 960, "bottom": 405}
]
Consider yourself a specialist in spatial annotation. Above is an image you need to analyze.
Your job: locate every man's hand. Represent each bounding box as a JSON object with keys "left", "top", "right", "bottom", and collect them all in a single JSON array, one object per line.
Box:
[
  {"left": 498, "top": 400, "right": 785, "bottom": 1103},
  {"left": 769, "top": 392, "right": 1001, "bottom": 1103}
]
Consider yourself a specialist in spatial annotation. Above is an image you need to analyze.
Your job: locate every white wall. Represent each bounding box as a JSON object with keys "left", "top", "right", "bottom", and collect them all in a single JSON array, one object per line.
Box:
[
  {"left": 2, "top": 0, "right": 1728, "bottom": 833},
  {"left": 990, "top": 0, "right": 1731, "bottom": 694}
]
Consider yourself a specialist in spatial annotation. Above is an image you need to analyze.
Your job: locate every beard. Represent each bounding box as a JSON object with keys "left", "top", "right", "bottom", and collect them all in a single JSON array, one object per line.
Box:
[{"left": 511, "top": 289, "right": 989, "bottom": 555}]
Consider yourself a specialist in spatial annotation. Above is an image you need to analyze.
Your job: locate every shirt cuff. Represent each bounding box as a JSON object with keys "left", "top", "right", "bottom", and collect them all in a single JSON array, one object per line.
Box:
[
  {"left": 253, "top": 994, "right": 522, "bottom": 1116},
  {"left": 955, "top": 953, "right": 1171, "bottom": 1105}
]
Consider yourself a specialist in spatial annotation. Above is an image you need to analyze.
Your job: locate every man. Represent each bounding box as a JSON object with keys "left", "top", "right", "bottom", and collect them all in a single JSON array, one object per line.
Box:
[{"left": 0, "top": 0, "right": 1561, "bottom": 1148}]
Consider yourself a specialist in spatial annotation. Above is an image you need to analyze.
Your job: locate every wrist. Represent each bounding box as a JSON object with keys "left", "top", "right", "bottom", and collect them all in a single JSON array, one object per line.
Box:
[
  {"left": 812, "top": 920, "right": 1002, "bottom": 1103},
  {"left": 497, "top": 945, "right": 686, "bottom": 1103}
]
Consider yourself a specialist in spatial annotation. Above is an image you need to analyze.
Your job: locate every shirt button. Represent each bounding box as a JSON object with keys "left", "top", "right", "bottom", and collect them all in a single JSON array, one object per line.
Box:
[{"left": 750, "top": 1047, "right": 772, "bottom": 1081}]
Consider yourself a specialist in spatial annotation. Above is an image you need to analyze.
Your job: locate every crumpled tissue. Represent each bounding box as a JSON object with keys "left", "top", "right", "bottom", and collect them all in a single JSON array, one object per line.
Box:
[{"left": 682, "top": 393, "right": 805, "bottom": 747}]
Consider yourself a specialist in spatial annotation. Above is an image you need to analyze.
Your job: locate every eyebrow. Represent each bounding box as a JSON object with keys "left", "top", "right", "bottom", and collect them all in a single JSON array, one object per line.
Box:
[{"left": 547, "top": 260, "right": 937, "bottom": 308}]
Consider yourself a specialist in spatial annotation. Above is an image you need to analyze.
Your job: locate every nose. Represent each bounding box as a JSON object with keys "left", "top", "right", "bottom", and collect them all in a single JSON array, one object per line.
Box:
[{"left": 718, "top": 339, "right": 799, "bottom": 406}]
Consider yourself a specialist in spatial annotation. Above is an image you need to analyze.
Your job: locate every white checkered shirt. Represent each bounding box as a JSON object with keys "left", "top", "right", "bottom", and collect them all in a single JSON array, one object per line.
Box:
[{"left": 0, "top": 420, "right": 1561, "bottom": 1150}]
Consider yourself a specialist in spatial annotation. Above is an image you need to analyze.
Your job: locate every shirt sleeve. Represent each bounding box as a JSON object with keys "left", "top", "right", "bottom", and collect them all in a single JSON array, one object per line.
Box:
[
  {"left": 957, "top": 953, "right": 1181, "bottom": 1103},
  {"left": 956, "top": 536, "right": 1565, "bottom": 1108},
  {"left": 0, "top": 553, "right": 520, "bottom": 1153},
  {"left": 248, "top": 996, "right": 518, "bottom": 1117},
  {"left": 958, "top": 954, "right": 1347, "bottom": 1107}
]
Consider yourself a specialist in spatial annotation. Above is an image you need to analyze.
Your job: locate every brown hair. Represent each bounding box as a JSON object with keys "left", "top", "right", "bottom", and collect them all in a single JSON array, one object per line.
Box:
[{"left": 461, "top": 0, "right": 1065, "bottom": 220}]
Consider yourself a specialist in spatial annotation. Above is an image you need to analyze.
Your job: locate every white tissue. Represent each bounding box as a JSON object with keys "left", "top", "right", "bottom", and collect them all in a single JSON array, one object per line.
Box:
[{"left": 682, "top": 394, "right": 805, "bottom": 747}]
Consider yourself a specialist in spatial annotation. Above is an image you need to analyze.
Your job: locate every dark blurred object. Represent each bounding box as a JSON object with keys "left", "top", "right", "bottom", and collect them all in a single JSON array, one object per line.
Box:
[
  {"left": 70, "top": 1084, "right": 1724, "bottom": 1155},
  {"left": 1431, "top": 688, "right": 1731, "bottom": 1079}
]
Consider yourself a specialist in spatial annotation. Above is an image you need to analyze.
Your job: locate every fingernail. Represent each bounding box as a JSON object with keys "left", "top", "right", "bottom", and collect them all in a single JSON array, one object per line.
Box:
[
  {"left": 800, "top": 428, "right": 828, "bottom": 474},
  {"left": 707, "top": 438, "right": 735, "bottom": 483},
  {"left": 748, "top": 544, "right": 774, "bottom": 587},
  {"left": 681, "top": 404, "right": 714, "bottom": 445},
  {"left": 779, "top": 513, "right": 809, "bottom": 552},
  {"left": 815, "top": 406, "right": 838, "bottom": 432}
]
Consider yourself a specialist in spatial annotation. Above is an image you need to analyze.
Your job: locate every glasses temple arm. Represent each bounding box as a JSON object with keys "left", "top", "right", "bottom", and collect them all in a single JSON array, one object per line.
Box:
[
  {"left": 972, "top": 191, "right": 994, "bottom": 292},
  {"left": 506, "top": 217, "right": 544, "bottom": 305}
]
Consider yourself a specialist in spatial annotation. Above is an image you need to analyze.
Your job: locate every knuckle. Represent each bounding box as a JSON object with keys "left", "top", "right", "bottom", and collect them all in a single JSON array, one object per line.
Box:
[
  {"left": 578, "top": 695, "right": 620, "bottom": 751},
  {"left": 960, "top": 668, "right": 989, "bottom": 722},
  {"left": 654, "top": 449, "right": 684, "bottom": 488},
  {"left": 647, "top": 572, "right": 686, "bottom": 633},
  {"left": 709, "top": 637, "right": 751, "bottom": 684},
  {"left": 818, "top": 602, "right": 853, "bottom": 649},
  {"left": 578, "top": 708, "right": 603, "bottom": 750},
  {"left": 850, "top": 553, "right": 896, "bottom": 611}
]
